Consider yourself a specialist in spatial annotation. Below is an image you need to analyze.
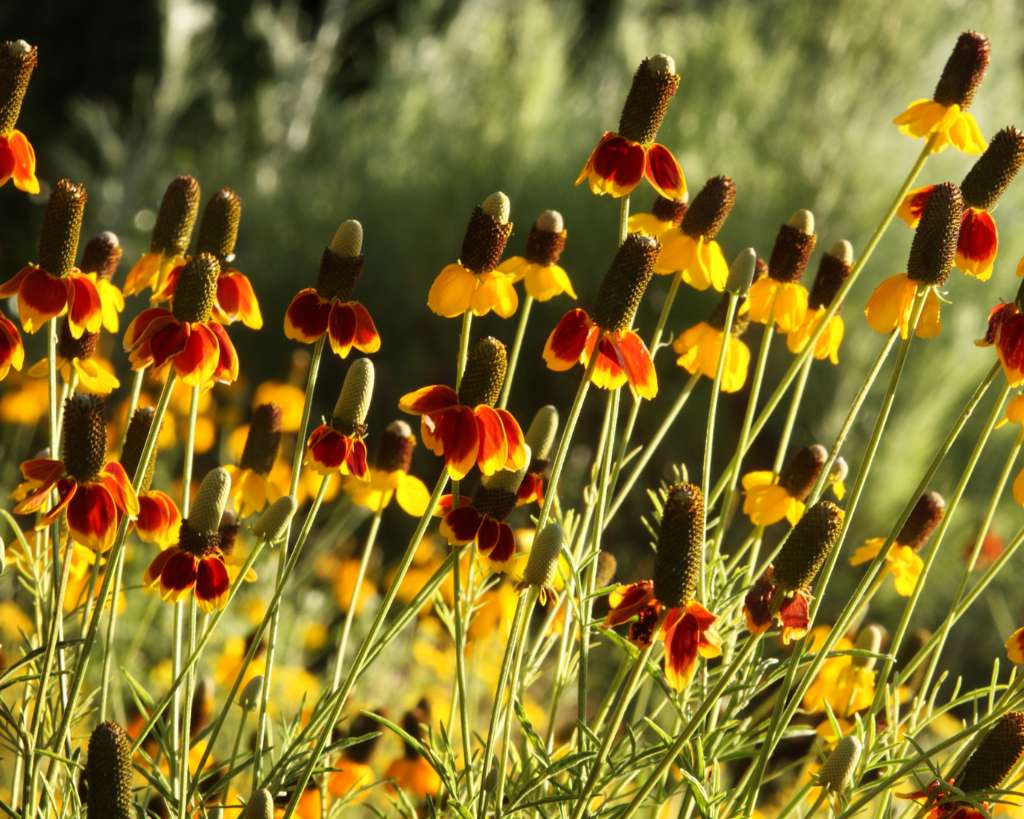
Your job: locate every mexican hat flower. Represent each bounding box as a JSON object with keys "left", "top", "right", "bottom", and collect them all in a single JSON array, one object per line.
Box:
[
  {"left": 893, "top": 31, "right": 989, "bottom": 155},
  {"left": 343, "top": 419, "right": 430, "bottom": 516},
  {"left": 306, "top": 358, "right": 374, "bottom": 479},
  {"left": 627, "top": 193, "right": 688, "bottom": 239},
  {"left": 742, "top": 444, "right": 829, "bottom": 527},
  {"left": 654, "top": 174, "right": 736, "bottom": 291},
  {"left": 0, "top": 40, "right": 39, "bottom": 194},
  {"left": 787, "top": 240, "right": 852, "bottom": 365},
  {"left": 284, "top": 218, "right": 381, "bottom": 358},
  {"left": 224, "top": 403, "right": 284, "bottom": 516},
  {"left": 850, "top": 491, "right": 945, "bottom": 596},
  {"left": 327, "top": 712, "right": 382, "bottom": 804},
  {"left": 747, "top": 209, "right": 816, "bottom": 333},
  {"left": 977, "top": 284, "right": 1024, "bottom": 386},
  {"left": 427, "top": 192, "right": 517, "bottom": 318},
  {"left": 0, "top": 178, "right": 102, "bottom": 335},
  {"left": 123, "top": 252, "right": 240, "bottom": 387},
  {"left": 543, "top": 233, "right": 659, "bottom": 399},
  {"left": 495, "top": 209, "right": 576, "bottom": 301},
  {"left": 79, "top": 232, "right": 126, "bottom": 333},
  {"left": 26, "top": 318, "right": 119, "bottom": 394},
  {"left": 124, "top": 176, "right": 200, "bottom": 296},
  {"left": 400, "top": 336, "right": 526, "bottom": 480},
  {"left": 0, "top": 311, "right": 23, "bottom": 382},
  {"left": 516, "top": 522, "right": 565, "bottom": 604},
  {"left": 155, "top": 187, "right": 263, "bottom": 329},
  {"left": 866, "top": 182, "right": 962, "bottom": 339},
  {"left": 384, "top": 701, "right": 441, "bottom": 800},
  {"left": 743, "top": 500, "right": 844, "bottom": 644},
  {"left": 804, "top": 625, "right": 882, "bottom": 725},
  {"left": 120, "top": 407, "right": 180, "bottom": 548},
  {"left": 516, "top": 404, "right": 559, "bottom": 507},
  {"left": 576, "top": 54, "right": 685, "bottom": 200},
  {"left": 11, "top": 395, "right": 139, "bottom": 552},
  {"left": 605, "top": 483, "right": 720, "bottom": 690},
  {"left": 144, "top": 467, "right": 234, "bottom": 611},
  {"left": 438, "top": 451, "right": 531, "bottom": 566},
  {"left": 899, "top": 127, "right": 1024, "bottom": 281}
]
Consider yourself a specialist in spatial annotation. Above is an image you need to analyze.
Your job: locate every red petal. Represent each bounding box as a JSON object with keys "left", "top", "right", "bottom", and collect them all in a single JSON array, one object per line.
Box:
[
  {"left": 644, "top": 144, "right": 685, "bottom": 200},
  {"left": 216, "top": 271, "right": 263, "bottom": 329},
  {"left": 328, "top": 302, "right": 357, "bottom": 358},
  {"left": 476, "top": 515, "right": 501, "bottom": 554},
  {"left": 399, "top": 384, "right": 459, "bottom": 415},
  {"left": 17, "top": 266, "right": 69, "bottom": 331},
  {"left": 195, "top": 556, "right": 230, "bottom": 610},
  {"left": 308, "top": 425, "right": 350, "bottom": 471},
  {"left": 144, "top": 318, "right": 190, "bottom": 367},
  {"left": 66, "top": 482, "right": 119, "bottom": 551},
  {"left": 160, "top": 550, "right": 198, "bottom": 593},
  {"left": 443, "top": 506, "right": 483, "bottom": 544},
  {"left": 65, "top": 273, "right": 103, "bottom": 336},
  {"left": 345, "top": 438, "right": 369, "bottom": 478},
  {"left": 21, "top": 457, "right": 65, "bottom": 483},
  {"left": 473, "top": 405, "right": 509, "bottom": 476},
  {"left": 136, "top": 491, "right": 181, "bottom": 545},
  {"left": 957, "top": 208, "right": 998, "bottom": 263},
  {"left": 495, "top": 409, "right": 527, "bottom": 471},
  {"left": 207, "top": 322, "right": 239, "bottom": 384},
  {"left": 616, "top": 330, "right": 658, "bottom": 399},
  {"left": 284, "top": 289, "right": 330, "bottom": 342},
  {"left": 144, "top": 547, "right": 176, "bottom": 587},
  {"left": 590, "top": 134, "right": 645, "bottom": 193},
  {"left": 100, "top": 461, "right": 139, "bottom": 516},
  {"left": 0, "top": 265, "right": 32, "bottom": 298},
  {"left": 543, "top": 309, "right": 593, "bottom": 371},
  {"left": 605, "top": 581, "right": 656, "bottom": 627},
  {"left": 172, "top": 323, "right": 219, "bottom": 385},
  {"left": 350, "top": 302, "right": 381, "bottom": 353},
  {"left": 489, "top": 523, "right": 516, "bottom": 564},
  {"left": 437, "top": 405, "right": 479, "bottom": 480},
  {"left": 663, "top": 608, "right": 701, "bottom": 690},
  {"left": 123, "top": 307, "right": 175, "bottom": 350}
]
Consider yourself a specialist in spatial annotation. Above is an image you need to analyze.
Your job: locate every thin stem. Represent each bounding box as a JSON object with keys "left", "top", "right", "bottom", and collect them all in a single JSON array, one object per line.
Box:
[
  {"left": 495, "top": 589, "right": 537, "bottom": 818},
  {"left": 499, "top": 295, "right": 533, "bottom": 410},
  {"left": 177, "top": 596, "right": 198, "bottom": 818}
]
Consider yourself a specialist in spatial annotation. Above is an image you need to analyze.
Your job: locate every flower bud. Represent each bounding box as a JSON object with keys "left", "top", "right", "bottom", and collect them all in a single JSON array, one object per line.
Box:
[
  {"left": 830, "top": 456, "right": 849, "bottom": 487},
  {"left": 907, "top": 182, "right": 963, "bottom": 287},
  {"left": 592, "top": 233, "right": 659, "bottom": 332},
  {"left": 461, "top": 192, "right": 513, "bottom": 274},
  {"left": 458, "top": 336, "right": 507, "bottom": 407},
  {"left": 240, "top": 404, "right": 283, "bottom": 476},
  {"left": 196, "top": 188, "right": 242, "bottom": 261},
  {"left": 595, "top": 550, "right": 618, "bottom": 588},
  {"left": 0, "top": 40, "right": 37, "bottom": 134},
  {"left": 853, "top": 624, "right": 885, "bottom": 669},
  {"left": 86, "top": 721, "right": 133, "bottom": 819},
  {"left": 778, "top": 444, "right": 827, "bottom": 501},
  {"left": 896, "top": 491, "right": 945, "bottom": 551},
  {"left": 80, "top": 231, "right": 123, "bottom": 281},
  {"left": 524, "top": 210, "right": 567, "bottom": 267},
  {"left": 240, "top": 789, "right": 274, "bottom": 819},
  {"left": 960, "top": 126, "right": 1024, "bottom": 211},
  {"left": 317, "top": 219, "right": 365, "bottom": 301},
  {"left": 768, "top": 210, "right": 816, "bottom": 283},
  {"left": 726, "top": 247, "right": 757, "bottom": 296},
  {"left": 39, "top": 178, "right": 87, "bottom": 277},
  {"left": 618, "top": 54, "right": 680, "bottom": 145},
  {"left": 808, "top": 240, "right": 854, "bottom": 310},
  {"left": 524, "top": 405, "right": 559, "bottom": 463},
  {"left": 62, "top": 394, "right": 106, "bottom": 483},
  {"left": 957, "top": 711, "right": 1024, "bottom": 793},
  {"left": 376, "top": 420, "right": 416, "bottom": 473},
  {"left": 252, "top": 497, "right": 296, "bottom": 545},
  {"left": 653, "top": 482, "right": 705, "bottom": 608},
  {"left": 151, "top": 176, "right": 201, "bottom": 257},
  {"left": 774, "top": 500, "right": 844, "bottom": 592},
  {"left": 172, "top": 252, "right": 220, "bottom": 324},
  {"left": 188, "top": 467, "right": 232, "bottom": 535},
  {"left": 707, "top": 292, "right": 749, "bottom": 336},
  {"left": 819, "top": 735, "right": 861, "bottom": 791},
  {"left": 332, "top": 358, "right": 374, "bottom": 436},
  {"left": 523, "top": 523, "right": 564, "bottom": 591},
  {"left": 933, "top": 31, "right": 990, "bottom": 110},
  {"left": 121, "top": 407, "right": 158, "bottom": 491},
  {"left": 651, "top": 194, "right": 688, "bottom": 227},
  {"left": 238, "top": 675, "right": 264, "bottom": 711},
  {"left": 680, "top": 175, "right": 735, "bottom": 241}
]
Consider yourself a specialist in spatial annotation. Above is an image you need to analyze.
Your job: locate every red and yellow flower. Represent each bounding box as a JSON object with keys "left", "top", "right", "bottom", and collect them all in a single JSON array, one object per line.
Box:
[
  {"left": 306, "top": 358, "right": 375, "bottom": 480},
  {"left": 654, "top": 175, "right": 735, "bottom": 291},
  {"left": 576, "top": 54, "right": 685, "bottom": 200},
  {"left": 747, "top": 211, "right": 815, "bottom": 334},
  {"left": 344, "top": 420, "right": 430, "bottom": 516},
  {"left": 673, "top": 295, "right": 751, "bottom": 393},
  {"left": 223, "top": 403, "right": 284, "bottom": 517},
  {"left": 27, "top": 321, "right": 119, "bottom": 395},
  {"left": 384, "top": 702, "right": 441, "bottom": 800},
  {"left": 787, "top": 241, "right": 852, "bottom": 365},
  {"left": 124, "top": 176, "right": 201, "bottom": 296},
  {"left": 119, "top": 406, "right": 182, "bottom": 548},
  {"left": 496, "top": 209, "right": 576, "bottom": 302},
  {"left": 0, "top": 312, "right": 24, "bottom": 382},
  {"left": 0, "top": 40, "right": 39, "bottom": 194},
  {"left": 78, "top": 231, "right": 125, "bottom": 333},
  {"left": 977, "top": 299, "right": 1024, "bottom": 386}
]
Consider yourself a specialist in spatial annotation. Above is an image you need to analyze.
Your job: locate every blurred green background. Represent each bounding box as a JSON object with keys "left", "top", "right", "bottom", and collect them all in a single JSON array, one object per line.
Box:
[{"left": 3, "top": 0, "right": 1024, "bottom": 679}]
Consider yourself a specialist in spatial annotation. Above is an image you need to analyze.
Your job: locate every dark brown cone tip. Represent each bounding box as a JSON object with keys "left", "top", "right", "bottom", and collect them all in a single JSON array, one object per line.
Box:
[
  {"left": 707, "top": 293, "right": 750, "bottom": 336},
  {"left": 779, "top": 444, "right": 828, "bottom": 501},
  {"left": 458, "top": 337, "right": 507, "bottom": 407},
  {"left": 376, "top": 420, "right": 415, "bottom": 473},
  {"left": 933, "top": 31, "right": 990, "bottom": 109},
  {"left": 460, "top": 206, "right": 513, "bottom": 274},
  {"left": 86, "top": 721, "right": 133, "bottom": 819},
  {"left": 178, "top": 518, "right": 221, "bottom": 557},
  {"left": 618, "top": 56, "right": 680, "bottom": 145},
  {"left": 592, "top": 233, "right": 659, "bottom": 332},
  {"left": 960, "top": 126, "right": 1024, "bottom": 210},
  {"left": 315, "top": 248, "right": 364, "bottom": 302},
  {"left": 62, "top": 394, "right": 106, "bottom": 483},
  {"left": 774, "top": 500, "right": 844, "bottom": 592},
  {"left": 345, "top": 712, "right": 384, "bottom": 764},
  {"left": 808, "top": 253, "right": 852, "bottom": 310},
  {"left": 907, "top": 182, "right": 963, "bottom": 286},
  {"left": 896, "top": 491, "right": 945, "bottom": 551},
  {"left": 80, "top": 232, "right": 122, "bottom": 281},
  {"left": 240, "top": 403, "right": 282, "bottom": 476},
  {"left": 681, "top": 176, "right": 736, "bottom": 241},
  {"left": 651, "top": 195, "right": 688, "bottom": 226},
  {"left": 57, "top": 320, "right": 98, "bottom": 361},
  {"left": 401, "top": 704, "right": 430, "bottom": 758},
  {"left": 472, "top": 485, "right": 518, "bottom": 522},
  {"left": 151, "top": 176, "right": 201, "bottom": 256},
  {"left": 768, "top": 223, "right": 816, "bottom": 284},
  {"left": 197, "top": 188, "right": 242, "bottom": 261},
  {"left": 524, "top": 225, "right": 567, "bottom": 267},
  {"left": 39, "top": 178, "right": 87, "bottom": 277},
  {"left": 172, "top": 252, "right": 220, "bottom": 324},
  {"left": 0, "top": 41, "right": 37, "bottom": 135},
  {"left": 121, "top": 407, "right": 156, "bottom": 490},
  {"left": 957, "top": 711, "right": 1024, "bottom": 793},
  {"left": 653, "top": 482, "right": 705, "bottom": 609}
]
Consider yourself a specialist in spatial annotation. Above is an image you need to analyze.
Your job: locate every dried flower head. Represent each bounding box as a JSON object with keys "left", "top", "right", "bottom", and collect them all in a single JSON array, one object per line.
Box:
[
  {"left": 240, "top": 404, "right": 283, "bottom": 476},
  {"left": 618, "top": 53, "right": 680, "bottom": 145},
  {"left": 86, "top": 721, "right": 133, "bottom": 819},
  {"left": 956, "top": 711, "right": 1024, "bottom": 793},
  {"left": 768, "top": 210, "right": 816, "bottom": 283}
]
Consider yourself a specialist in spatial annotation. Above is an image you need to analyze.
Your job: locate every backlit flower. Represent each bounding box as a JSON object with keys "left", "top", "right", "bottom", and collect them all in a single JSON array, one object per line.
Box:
[
  {"left": 328, "top": 712, "right": 381, "bottom": 805},
  {"left": 747, "top": 210, "right": 815, "bottom": 333},
  {"left": 893, "top": 32, "right": 989, "bottom": 154},
  {"left": 26, "top": 319, "right": 119, "bottom": 394},
  {"left": 11, "top": 395, "right": 139, "bottom": 552},
  {"left": 224, "top": 403, "right": 284, "bottom": 517},
  {"left": 284, "top": 219, "right": 381, "bottom": 358},
  {"left": 787, "top": 240, "right": 852, "bottom": 365},
  {"left": 79, "top": 232, "right": 125, "bottom": 333},
  {"left": 123, "top": 253, "right": 240, "bottom": 387},
  {"left": 673, "top": 292, "right": 751, "bottom": 393},
  {"left": 543, "top": 233, "right": 659, "bottom": 399},
  {"left": 742, "top": 444, "right": 828, "bottom": 527},
  {"left": 0, "top": 41, "right": 39, "bottom": 194},
  {"left": 576, "top": 54, "right": 685, "bottom": 200},
  {"left": 0, "top": 311, "right": 24, "bottom": 382},
  {"left": 866, "top": 183, "right": 961, "bottom": 339},
  {"left": 124, "top": 176, "right": 201, "bottom": 296},
  {"left": 516, "top": 405, "right": 558, "bottom": 507},
  {"left": 306, "top": 358, "right": 374, "bottom": 479},
  {"left": 384, "top": 701, "right": 441, "bottom": 800},
  {"left": 803, "top": 625, "right": 881, "bottom": 720},
  {"left": 400, "top": 336, "right": 526, "bottom": 480},
  {"left": 427, "top": 192, "right": 517, "bottom": 318},
  {"left": 344, "top": 419, "right": 430, "bottom": 516},
  {"left": 627, "top": 194, "right": 688, "bottom": 238},
  {"left": 654, "top": 175, "right": 735, "bottom": 291},
  {"left": 977, "top": 297, "right": 1024, "bottom": 386},
  {"left": 604, "top": 484, "right": 720, "bottom": 690},
  {"left": 496, "top": 209, "right": 576, "bottom": 301}
]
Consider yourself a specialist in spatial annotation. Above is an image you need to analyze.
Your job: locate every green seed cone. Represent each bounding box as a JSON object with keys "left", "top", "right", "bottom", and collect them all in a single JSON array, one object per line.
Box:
[
  {"left": 618, "top": 54, "right": 680, "bottom": 144},
  {"left": 0, "top": 40, "right": 37, "bottom": 134},
  {"left": 86, "top": 721, "right": 133, "bottom": 819},
  {"left": 332, "top": 358, "right": 374, "bottom": 435},
  {"left": 853, "top": 624, "right": 885, "bottom": 669},
  {"left": 188, "top": 467, "right": 232, "bottom": 535},
  {"left": 726, "top": 247, "right": 757, "bottom": 296},
  {"left": 238, "top": 675, "right": 265, "bottom": 711},
  {"left": 196, "top": 187, "right": 242, "bottom": 261},
  {"left": 960, "top": 126, "right": 1024, "bottom": 210},
  {"left": 524, "top": 405, "right": 559, "bottom": 462},
  {"left": 906, "top": 182, "right": 963, "bottom": 286},
  {"left": 151, "top": 176, "right": 201, "bottom": 256},
  {"left": 592, "top": 234, "right": 659, "bottom": 332},
  {"left": 172, "top": 252, "right": 220, "bottom": 324},
  {"left": 957, "top": 711, "right": 1024, "bottom": 793},
  {"left": 680, "top": 175, "right": 735, "bottom": 241},
  {"left": 458, "top": 337, "right": 507, "bottom": 407},
  {"left": 251, "top": 497, "right": 296, "bottom": 545},
  {"left": 653, "top": 482, "right": 705, "bottom": 608},
  {"left": 651, "top": 195, "right": 688, "bottom": 226},
  {"left": 523, "top": 523, "right": 564, "bottom": 590},
  {"left": 240, "top": 789, "right": 274, "bottom": 819},
  {"left": 39, "top": 178, "right": 87, "bottom": 277},
  {"left": 933, "top": 31, "right": 990, "bottom": 109},
  {"left": 62, "top": 394, "right": 106, "bottom": 483},
  {"left": 774, "top": 500, "right": 844, "bottom": 592},
  {"left": 595, "top": 550, "right": 618, "bottom": 588},
  {"left": 819, "top": 735, "right": 862, "bottom": 791},
  {"left": 239, "top": 403, "right": 283, "bottom": 476}
]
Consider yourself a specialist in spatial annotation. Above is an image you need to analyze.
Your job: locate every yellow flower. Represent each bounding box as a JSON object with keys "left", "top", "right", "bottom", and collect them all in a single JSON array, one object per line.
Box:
[
  {"left": 27, "top": 353, "right": 120, "bottom": 395},
  {"left": 496, "top": 210, "right": 575, "bottom": 301},
  {"left": 894, "top": 100, "right": 986, "bottom": 154},
  {"left": 1006, "top": 625, "right": 1024, "bottom": 665},
  {"left": 747, "top": 278, "right": 808, "bottom": 334},
  {"left": 253, "top": 379, "right": 305, "bottom": 432},
  {"left": 655, "top": 232, "right": 728, "bottom": 290},
  {"left": 863, "top": 274, "right": 941, "bottom": 340},
  {"left": 427, "top": 264, "right": 518, "bottom": 318},
  {"left": 0, "top": 375, "right": 48, "bottom": 424},
  {"left": 345, "top": 469, "right": 430, "bottom": 516},
  {"left": 87, "top": 273, "right": 126, "bottom": 333},
  {"left": 332, "top": 558, "right": 379, "bottom": 615},
  {"left": 787, "top": 308, "right": 844, "bottom": 365},
  {"left": 741, "top": 471, "right": 805, "bottom": 527},
  {"left": 673, "top": 321, "right": 750, "bottom": 393},
  {"left": 998, "top": 394, "right": 1024, "bottom": 431},
  {"left": 627, "top": 195, "right": 688, "bottom": 239},
  {"left": 803, "top": 627, "right": 876, "bottom": 718}
]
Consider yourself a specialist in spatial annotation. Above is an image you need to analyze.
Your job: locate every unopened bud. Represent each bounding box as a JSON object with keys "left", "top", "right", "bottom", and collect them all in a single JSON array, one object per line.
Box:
[
  {"left": 525, "top": 405, "right": 559, "bottom": 462},
  {"left": 853, "top": 625, "right": 885, "bottom": 669},
  {"left": 252, "top": 497, "right": 296, "bottom": 545},
  {"left": 238, "top": 675, "right": 264, "bottom": 711},
  {"left": 726, "top": 248, "right": 757, "bottom": 295},
  {"left": 458, "top": 337, "right": 507, "bottom": 407},
  {"left": 332, "top": 358, "right": 374, "bottom": 435},
  {"left": 595, "top": 550, "right": 618, "bottom": 588},
  {"left": 819, "top": 735, "right": 861, "bottom": 791},
  {"left": 240, "top": 789, "right": 274, "bottom": 819}
]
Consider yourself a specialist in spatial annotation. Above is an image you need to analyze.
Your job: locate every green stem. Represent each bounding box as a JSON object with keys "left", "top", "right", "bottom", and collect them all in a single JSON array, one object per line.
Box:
[
  {"left": 495, "top": 589, "right": 537, "bottom": 818},
  {"left": 498, "top": 295, "right": 533, "bottom": 409}
]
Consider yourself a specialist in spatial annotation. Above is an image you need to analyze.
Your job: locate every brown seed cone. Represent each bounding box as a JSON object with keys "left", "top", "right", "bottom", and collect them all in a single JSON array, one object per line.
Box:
[
  {"left": 345, "top": 711, "right": 384, "bottom": 764},
  {"left": 896, "top": 491, "right": 946, "bottom": 551},
  {"left": 38, "top": 178, "right": 87, "bottom": 277},
  {"left": 768, "top": 217, "right": 816, "bottom": 284},
  {"left": 933, "top": 31, "right": 990, "bottom": 109},
  {"left": 80, "top": 231, "right": 122, "bottom": 281},
  {"left": 960, "top": 126, "right": 1024, "bottom": 210},
  {"left": 707, "top": 292, "right": 750, "bottom": 336},
  {"left": 458, "top": 337, "right": 507, "bottom": 407},
  {"left": 808, "top": 245, "right": 853, "bottom": 310},
  {"left": 151, "top": 176, "right": 200, "bottom": 256},
  {"left": 653, "top": 482, "right": 705, "bottom": 608},
  {"left": 240, "top": 403, "right": 282, "bottom": 476},
  {"left": 471, "top": 486, "right": 518, "bottom": 522},
  {"left": 178, "top": 518, "right": 221, "bottom": 557},
  {"left": 524, "top": 225, "right": 567, "bottom": 267},
  {"left": 376, "top": 420, "right": 415, "bottom": 473},
  {"left": 957, "top": 711, "right": 1024, "bottom": 793},
  {"left": 196, "top": 187, "right": 242, "bottom": 261},
  {"left": 907, "top": 182, "right": 963, "bottom": 286},
  {"left": 651, "top": 195, "right": 688, "bottom": 226},
  {"left": 57, "top": 320, "right": 98, "bottom": 361},
  {"left": 121, "top": 407, "right": 157, "bottom": 491},
  {"left": 401, "top": 700, "right": 430, "bottom": 758},
  {"left": 86, "top": 721, "right": 133, "bottom": 819},
  {"left": 172, "top": 252, "right": 220, "bottom": 324},
  {"left": 219, "top": 510, "right": 240, "bottom": 556},
  {"left": 774, "top": 500, "right": 844, "bottom": 592},
  {"left": 315, "top": 248, "right": 364, "bottom": 302},
  {"left": 62, "top": 394, "right": 106, "bottom": 483},
  {"left": 618, "top": 54, "right": 680, "bottom": 145},
  {"left": 460, "top": 206, "right": 513, "bottom": 274},
  {"left": 0, "top": 40, "right": 37, "bottom": 134},
  {"left": 592, "top": 234, "right": 659, "bottom": 332},
  {"left": 778, "top": 444, "right": 828, "bottom": 501},
  {"left": 680, "top": 176, "right": 736, "bottom": 241}
]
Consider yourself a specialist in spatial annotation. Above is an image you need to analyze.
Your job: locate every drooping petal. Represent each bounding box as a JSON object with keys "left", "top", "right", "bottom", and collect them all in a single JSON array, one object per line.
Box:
[
  {"left": 399, "top": 384, "right": 459, "bottom": 415},
  {"left": 474, "top": 405, "right": 510, "bottom": 476},
  {"left": 65, "top": 482, "right": 119, "bottom": 552},
  {"left": 662, "top": 608, "right": 702, "bottom": 691},
  {"left": 605, "top": 580, "right": 656, "bottom": 628},
  {"left": 615, "top": 330, "right": 658, "bottom": 399},
  {"left": 5, "top": 131, "right": 39, "bottom": 194},
  {"left": 1006, "top": 626, "right": 1024, "bottom": 665},
  {"left": 543, "top": 309, "right": 593, "bottom": 371},
  {"left": 327, "top": 301, "right": 358, "bottom": 358},
  {"left": 136, "top": 490, "right": 182, "bottom": 547},
  {"left": 0, "top": 314, "right": 25, "bottom": 381},
  {"left": 15, "top": 266, "right": 69, "bottom": 332},
  {"left": 395, "top": 473, "right": 431, "bottom": 517},
  {"left": 216, "top": 270, "right": 264, "bottom": 329},
  {"left": 207, "top": 321, "right": 239, "bottom": 384},
  {"left": 644, "top": 143, "right": 686, "bottom": 201},
  {"left": 349, "top": 301, "right": 381, "bottom": 353},
  {"left": 65, "top": 273, "right": 104, "bottom": 337},
  {"left": 488, "top": 522, "right": 516, "bottom": 565},
  {"left": 864, "top": 274, "right": 917, "bottom": 339},
  {"left": 495, "top": 409, "right": 527, "bottom": 471},
  {"left": 306, "top": 425, "right": 351, "bottom": 473},
  {"left": 576, "top": 132, "right": 646, "bottom": 198},
  {"left": 99, "top": 461, "right": 140, "bottom": 517},
  {"left": 284, "top": 288, "right": 331, "bottom": 342},
  {"left": 470, "top": 271, "right": 519, "bottom": 318},
  {"left": 144, "top": 547, "right": 176, "bottom": 588},
  {"left": 897, "top": 184, "right": 935, "bottom": 227},
  {"left": 427, "top": 263, "right": 477, "bottom": 318},
  {"left": 956, "top": 208, "right": 998, "bottom": 281},
  {"left": 173, "top": 323, "right": 220, "bottom": 387},
  {"left": 159, "top": 550, "right": 199, "bottom": 600},
  {"left": 441, "top": 505, "right": 483, "bottom": 544},
  {"left": 437, "top": 405, "right": 480, "bottom": 480},
  {"left": 586, "top": 333, "right": 628, "bottom": 391},
  {"left": 195, "top": 556, "right": 231, "bottom": 611},
  {"left": 344, "top": 438, "right": 369, "bottom": 479},
  {"left": 778, "top": 592, "right": 810, "bottom": 644}
]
